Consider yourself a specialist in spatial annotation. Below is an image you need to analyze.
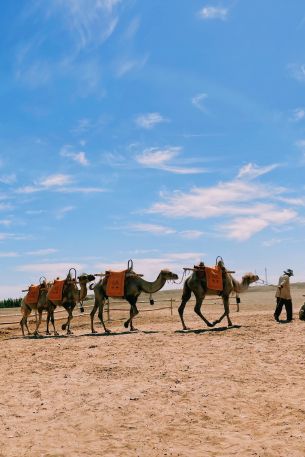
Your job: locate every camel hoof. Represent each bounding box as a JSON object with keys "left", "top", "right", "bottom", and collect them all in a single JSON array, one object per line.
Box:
[
  {"left": 67, "top": 330, "right": 73, "bottom": 335},
  {"left": 91, "top": 329, "right": 98, "bottom": 334},
  {"left": 130, "top": 328, "right": 139, "bottom": 332},
  {"left": 105, "top": 329, "right": 111, "bottom": 334},
  {"left": 46, "top": 331, "right": 51, "bottom": 335},
  {"left": 54, "top": 332, "right": 59, "bottom": 336}
]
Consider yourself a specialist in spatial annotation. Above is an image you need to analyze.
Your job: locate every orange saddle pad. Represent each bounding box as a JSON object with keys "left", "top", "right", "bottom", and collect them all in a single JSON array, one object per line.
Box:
[
  {"left": 106, "top": 271, "right": 126, "bottom": 297},
  {"left": 205, "top": 266, "right": 223, "bottom": 291},
  {"left": 47, "top": 280, "right": 65, "bottom": 301},
  {"left": 25, "top": 285, "right": 40, "bottom": 305}
]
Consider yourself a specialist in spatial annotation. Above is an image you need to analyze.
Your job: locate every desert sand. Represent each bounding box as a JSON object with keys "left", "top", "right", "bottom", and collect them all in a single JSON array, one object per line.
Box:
[{"left": 1, "top": 285, "right": 305, "bottom": 457}]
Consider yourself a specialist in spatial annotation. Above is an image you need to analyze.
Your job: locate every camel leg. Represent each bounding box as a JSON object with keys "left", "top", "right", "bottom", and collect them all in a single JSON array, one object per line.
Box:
[
  {"left": 49, "top": 308, "right": 59, "bottom": 336},
  {"left": 194, "top": 296, "right": 214, "bottom": 328},
  {"left": 236, "top": 295, "right": 240, "bottom": 312},
  {"left": 33, "top": 310, "right": 43, "bottom": 336},
  {"left": 46, "top": 311, "right": 51, "bottom": 335},
  {"left": 20, "top": 305, "right": 32, "bottom": 336},
  {"left": 213, "top": 296, "right": 232, "bottom": 327},
  {"left": 124, "top": 298, "right": 139, "bottom": 331},
  {"left": 178, "top": 285, "right": 192, "bottom": 330},
  {"left": 90, "top": 299, "right": 99, "bottom": 333},
  {"left": 62, "top": 307, "right": 74, "bottom": 334},
  {"left": 97, "top": 299, "right": 111, "bottom": 334}
]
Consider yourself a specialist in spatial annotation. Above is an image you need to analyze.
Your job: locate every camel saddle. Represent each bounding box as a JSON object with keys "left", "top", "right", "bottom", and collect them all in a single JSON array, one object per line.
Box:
[
  {"left": 47, "top": 280, "right": 65, "bottom": 301},
  {"left": 106, "top": 270, "right": 126, "bottom": 297},
  {"left": 25, "top": 285, "right": 40, "bottom": 305},
  {"left": 194, "top": 262, "right": 223, "bottom": 291}
]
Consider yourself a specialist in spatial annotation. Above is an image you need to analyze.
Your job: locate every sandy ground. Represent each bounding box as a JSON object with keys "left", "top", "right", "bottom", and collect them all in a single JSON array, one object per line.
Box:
[{"left": 1, "top": 285, "right": 305, "bottom": 457}]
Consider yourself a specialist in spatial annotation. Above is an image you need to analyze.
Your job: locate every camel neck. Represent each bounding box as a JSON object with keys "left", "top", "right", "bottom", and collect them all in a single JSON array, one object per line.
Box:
[{"left": 138, "top": 273, "right": 167, "bottom": 294}]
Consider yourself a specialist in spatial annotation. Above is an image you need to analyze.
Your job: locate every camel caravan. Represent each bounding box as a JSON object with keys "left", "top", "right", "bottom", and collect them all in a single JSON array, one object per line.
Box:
[{"left": 19, "top": 257, "right": 261, "bottom": 337}]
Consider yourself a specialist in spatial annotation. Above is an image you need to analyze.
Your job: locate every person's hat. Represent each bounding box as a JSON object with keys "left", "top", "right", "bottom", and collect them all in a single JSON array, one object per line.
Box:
[{"left": 284, "top": 268, "right": 294, "bottom": 276}]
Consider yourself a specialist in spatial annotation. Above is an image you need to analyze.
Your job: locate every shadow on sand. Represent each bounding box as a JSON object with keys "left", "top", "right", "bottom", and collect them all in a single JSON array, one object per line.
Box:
[
  {"left": 7, "top": 330, "right": 161, "bottom": 340},
  {"left": 175, "top": 324, "right": 241, "bottom": 334}
]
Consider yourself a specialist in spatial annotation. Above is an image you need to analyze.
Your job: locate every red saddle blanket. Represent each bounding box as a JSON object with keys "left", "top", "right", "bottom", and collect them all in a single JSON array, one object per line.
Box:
[
  {"left": 106, "top": 271, "right": 126, "bottom": 297},
  {"left": 47, "top": 280, "right": 65, "bottom": 302},
  {"left": 25, "top": 285, "right": 40, "bottom": 305},
  {"left": 205, "top": 266, "right": 223, "bottom": 291}
]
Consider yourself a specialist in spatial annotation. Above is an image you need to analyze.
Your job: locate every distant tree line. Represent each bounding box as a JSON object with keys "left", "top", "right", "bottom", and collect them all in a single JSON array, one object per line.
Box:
[{"left": 0, "top": 298, "right": 22, "bottom": 308}]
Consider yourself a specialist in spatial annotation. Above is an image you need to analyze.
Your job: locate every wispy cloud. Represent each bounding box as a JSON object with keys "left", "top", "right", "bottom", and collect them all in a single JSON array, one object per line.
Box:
[
  {"left": 129, "top": 223, "right": 176, "bottom": 235},
  {"left": 16, "top": 173, "right": 105, "bottom": 194},
  {"left": 191, "top": 93, "right": 208, "bottom": 112},
  {"left": 56, "top": 206, "right": 75, "bottom": 220},
  {"left": 135, "top": 147, "right": 206, "bottom": 174},
  {"left": 179, "top": 230, "right": 204, "bottom": 239},
  {"left": 26, "top": 248, "right": 58, "bottom": 256},
  {"left": 288, "top": 63, "right": 305, "bottom": 83},
  {"left": 39, "top": 0, "right": 121, "bottom": 49},
  {"left": 40, "top": 174, "right": 73, "bottom": 187},
  {"left": 291, "top": 108, "right": 305, "bottom": 122},
  {"left": 16, "top": 262, "right": 84, "bottom": 277},
  {"left": 146, "top": 163, "right": 298, "bottom": 241},
  {"left": 0, "top": 251, "right": 19, "bottom": 258},
  {"left": 116, "top": 55, "right": 148, "bottom": 77},
  {"left": 0, "top": 174, "right": 17, "bottom": 185},
  {"left": 60, "top": 145, "right": 89, "bottom": 166},
  {"left": 135, "top": 112, "right": 168, "bottom": 129},
  {"left": 237, "top": 162, "right": 279, "bottom": 180},
  {"left": 198, "top": 6, "right": 229, "bottom": 21}
]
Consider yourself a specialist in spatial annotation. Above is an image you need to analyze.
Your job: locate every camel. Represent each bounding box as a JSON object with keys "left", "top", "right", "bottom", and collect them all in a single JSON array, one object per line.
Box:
[
  {"left": 178, "top": 260, "right": 259, "bottom": 330},
  {"left": 90, "top": 268, "right": 178, "bottom": 333},
  {"left": 20, "top": 279, "right": 54, "bottom": 336},
  {"left": 41, "top": 271, "right": 95, "bottom": 336}
]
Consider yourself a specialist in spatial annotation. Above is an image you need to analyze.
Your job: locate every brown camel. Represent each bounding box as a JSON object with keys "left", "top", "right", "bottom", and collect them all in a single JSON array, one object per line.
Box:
[
  {"left": 20, "top": 279, "right": 54, "bottom": 336},
  {"left": 42, "top": 271, "right": 95, "bottom": 336},
  {"left": 90, "top": 268, "right": 178, "bottom": 333},
  {"left": 178, "top": 260, "right": 259, "bottom": 330}
]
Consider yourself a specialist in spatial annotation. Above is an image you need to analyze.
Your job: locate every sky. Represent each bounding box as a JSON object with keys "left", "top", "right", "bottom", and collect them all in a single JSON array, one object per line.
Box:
[{"left": 1, "top": 0, "right": 305, "bottom": 299}]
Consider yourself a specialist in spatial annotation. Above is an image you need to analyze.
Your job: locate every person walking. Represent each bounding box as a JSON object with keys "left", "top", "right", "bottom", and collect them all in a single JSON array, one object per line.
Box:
[{"left": 274, "top": 269, "right": 294, "bottom": 322}]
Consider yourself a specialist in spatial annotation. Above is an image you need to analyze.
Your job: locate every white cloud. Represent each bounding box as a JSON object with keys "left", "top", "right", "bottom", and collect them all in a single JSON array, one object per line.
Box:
[
  {"left": 116, "top": 55, "right": 148, "bottom": 77},
  {"left": 60, "top": 145, "right": 89, "bottom": 166},
  {"left": 26, "top": 248, "right": 58, "bottom": 256},
  {"left": 179, "top": 230, "right": 204, "bottom": 239},
  {"left": 198, "top": 6, "right": 229, "bottom": 21},
  {"left": 136, "top": 147, "right": 180, "bottom": 167},
  {"left": 41, "top": 0, "right": 121, "bottom": 49},
  {"left": 0, "top": 219, "right": 13, "bottom": 227},
  {"left": 135, "top": 147, "right": 205, "bottom": 174},
  {"left": 146, "top": 164, "right": 299, "bottom": 241},
  {"left": 56, "top": 206, "right": 75, "bottom": 220},
  {"left": 16, "top": 262, "right": 84, "bottom": 277},
  {"left": 129, "top": 223, "right": 176, "bottom": 235},
  {"left": 0, "top": 252, "right": 19, "bottom": 258},
  {"left": 288, "top": 63, "right": 305, "bottom": 83},
  {"left": 237, "top": 162, "right": 279, "bottom": 180},
  {"left": 0, "top": 174, "right": 17, "bottom": 184},
  {"left": 135, "top": 112, "right": 168, "bottom": 129},
  {"left": 191, "top": 93, "right": 208, "bottom": 111},
  {"left": 291, "top": 108, "right": 305, "bottom": 122},
  {"left": 40, "top": 174, "right": 74, "bottom": 187}
]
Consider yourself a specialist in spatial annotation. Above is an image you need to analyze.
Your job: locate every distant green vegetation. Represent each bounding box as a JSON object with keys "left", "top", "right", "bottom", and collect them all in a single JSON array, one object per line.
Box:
[{"left": 0, "top": 298, "right": 22, "bottom": 308}]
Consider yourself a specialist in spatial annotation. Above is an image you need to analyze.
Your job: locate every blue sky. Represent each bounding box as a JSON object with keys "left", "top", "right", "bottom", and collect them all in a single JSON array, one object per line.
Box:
[{"left": 1, "top": 0, "right": 305, "bottom": 298}]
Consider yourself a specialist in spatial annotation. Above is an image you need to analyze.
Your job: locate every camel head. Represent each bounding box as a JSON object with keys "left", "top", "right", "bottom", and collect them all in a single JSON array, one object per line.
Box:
[
  {"left": 160, "top": 269, "right": 179, "bottom": 282},
  {"left": 242, "top": 273, "right": 259, "bottom": 285},
  {"left": 77, "top": 273, "right": 96, "bottom": 285}
]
